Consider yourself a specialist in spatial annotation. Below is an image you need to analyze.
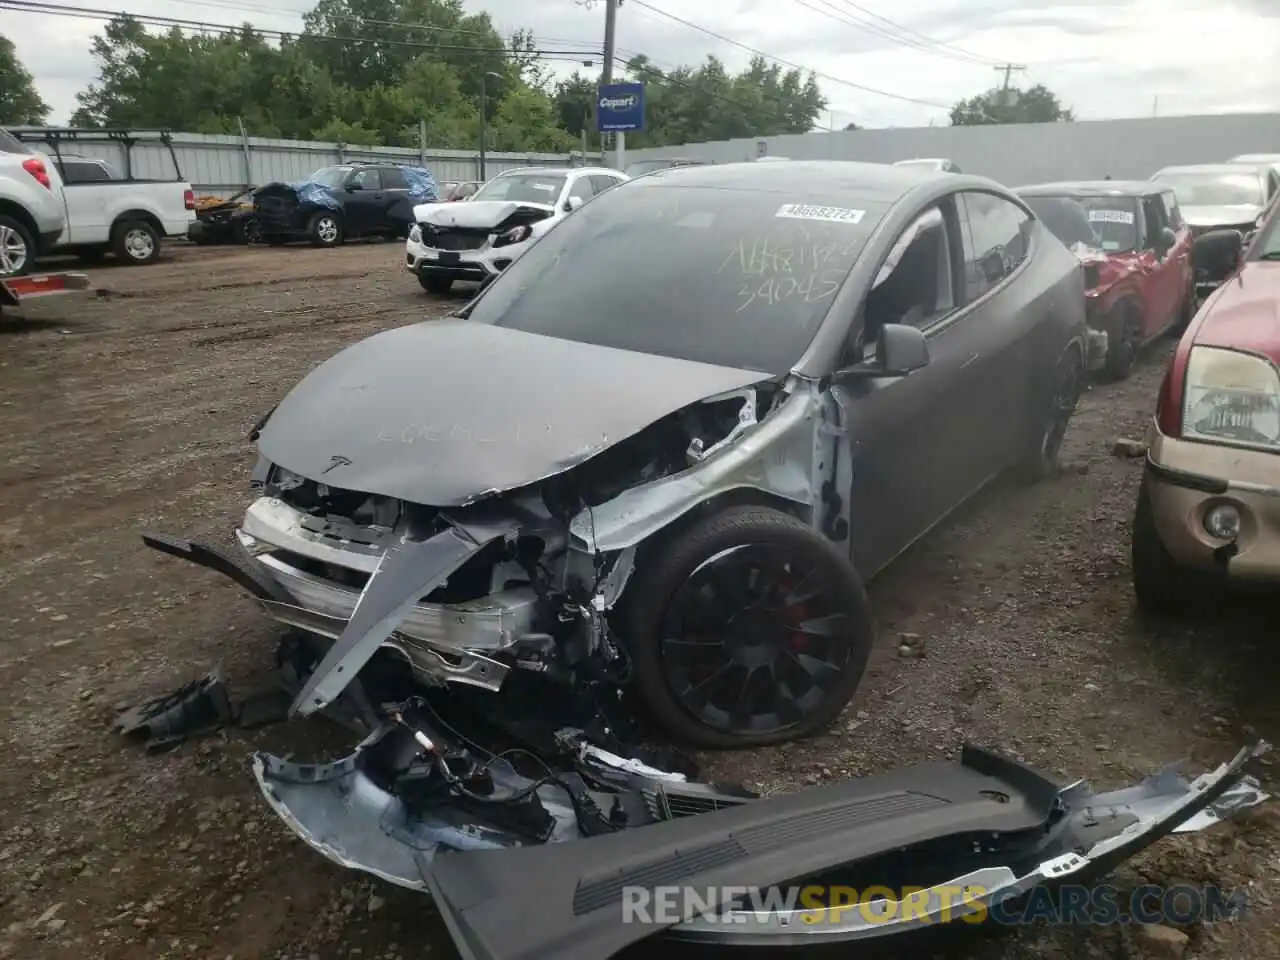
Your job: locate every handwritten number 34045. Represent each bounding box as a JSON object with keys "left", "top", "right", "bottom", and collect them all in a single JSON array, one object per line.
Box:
[{"left": 737, "top": 271, "right": 843, "bottom": 312}]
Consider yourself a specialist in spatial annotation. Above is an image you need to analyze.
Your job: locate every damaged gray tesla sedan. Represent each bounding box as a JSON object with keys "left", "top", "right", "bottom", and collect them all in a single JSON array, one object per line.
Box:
[{"left": 148, "top": 160, "right": 1093, "bottom": 750}]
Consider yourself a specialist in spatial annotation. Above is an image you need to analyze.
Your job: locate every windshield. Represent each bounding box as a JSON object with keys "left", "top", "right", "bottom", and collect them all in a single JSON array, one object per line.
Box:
[
  {"left": 463, "top": 182, "right": 888, "bottom": 374},
  {"left": 1025, "top": 195, "right": 1139, "bottom": 252},
  {"left": 310, "top": 166, "right": 352, "bottom": 189},
  {"left": 1152, "top": 172, "right": 1264, "bottom": 208},
  {"left": 471, "top": 173, "right": 566, "bottom": 203}
]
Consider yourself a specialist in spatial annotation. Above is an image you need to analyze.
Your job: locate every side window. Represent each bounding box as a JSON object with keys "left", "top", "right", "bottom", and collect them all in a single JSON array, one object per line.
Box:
[
  {"left": 957, "top": 191, "right": 1032, "bottom": 301},
  {"left": 566, "top": 176, "right": 596, "bottom": 205},
  {"left": 1141, "top": 196, "right": 1167, "bottom": 248},
  {"left": 60, "top": 161, "right": 110, "bottom": 184},
  {"left": 1161, "top": 191, "right": 1183, "bottom": 230},
  {"left": 589, "top": 175, "right": 623, "bottom": 195},
  {"left": 863, "top": 204, "right": 955, "bottom": 335},
  {"left": 349, "top": 168, "right": 382, "bottom": 190},
  {"left": 381, "top": 167, "right": 407, "bottom": 189}
]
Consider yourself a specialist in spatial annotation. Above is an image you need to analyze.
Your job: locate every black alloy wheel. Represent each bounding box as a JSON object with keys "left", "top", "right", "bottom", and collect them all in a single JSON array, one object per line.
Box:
[{"left": 626, "top": 506, "right": 872, "bottom": 749}]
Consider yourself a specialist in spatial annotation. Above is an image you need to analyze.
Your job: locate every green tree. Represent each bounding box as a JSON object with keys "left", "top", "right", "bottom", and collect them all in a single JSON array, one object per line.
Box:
[
  {"left": 617, "top": 54, "right": 825, "bottom": 148},
  {"left": 950, "top": 83, "right": 1073, "bottom": 125},
  {"left": 0, "top": 34, "right": 49, "bottom": 125},
  {"left": 67, "top": 5, "right": 835, "bottom": 152}
]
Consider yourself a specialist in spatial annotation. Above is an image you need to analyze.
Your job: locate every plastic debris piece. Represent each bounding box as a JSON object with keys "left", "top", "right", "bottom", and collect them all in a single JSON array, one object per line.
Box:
[{"left": 112, "top": 669, "right": 235, "bottom": 753}]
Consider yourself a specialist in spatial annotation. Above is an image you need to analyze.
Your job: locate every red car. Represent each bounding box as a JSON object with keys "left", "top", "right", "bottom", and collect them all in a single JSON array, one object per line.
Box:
[
  {"left": 1018, "top": 181, "right": 1196, "bottom": 380},
  {"left": 1132, "top": 203, "right": 1280, "bottom": 613}
]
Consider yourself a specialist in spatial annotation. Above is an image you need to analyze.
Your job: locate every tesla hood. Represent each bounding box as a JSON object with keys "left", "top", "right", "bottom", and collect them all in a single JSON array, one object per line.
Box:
[
  {"left": 414, "top": 200, "right": 556, "bottom": 230},
  {"left": 255, "top": 319, "right": 766, "bottom": 506}
]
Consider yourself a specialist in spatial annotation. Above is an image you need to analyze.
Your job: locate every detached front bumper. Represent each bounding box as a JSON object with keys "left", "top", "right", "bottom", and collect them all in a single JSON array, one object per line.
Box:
[
  {"left": 405, "top": 235, "right": 528, "bottom": 283},
  {"left": 252, "top": 732, "right": 1268, "bottom": 960},
  {"left": 1144, "top": 426, "right": 1280, "bottom": 579}
]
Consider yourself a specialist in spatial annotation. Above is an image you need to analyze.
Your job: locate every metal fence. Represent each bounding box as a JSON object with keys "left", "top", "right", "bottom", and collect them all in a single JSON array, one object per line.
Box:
[
  {"left": 617, "top": 112, "right": 1280, "bottom": 187},
  {"left": 11, "top": 127, "right": 605, "bottom": 196}
]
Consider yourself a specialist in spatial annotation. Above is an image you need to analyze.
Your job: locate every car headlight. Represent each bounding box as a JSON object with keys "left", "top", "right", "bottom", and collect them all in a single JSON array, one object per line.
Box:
[
  {"left": 493, "top": 224, "right": 531, "bottom": 248},
  {"left": 1182, "top": 346, "right": 1280, "bottom": 449},
  {"left": 408, "top": 224, "right": 422, "bottom": 244}
]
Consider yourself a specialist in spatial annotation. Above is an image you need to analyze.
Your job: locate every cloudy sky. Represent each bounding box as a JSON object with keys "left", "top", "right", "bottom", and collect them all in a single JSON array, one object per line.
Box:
[{"left": 3, "top": 0, "right": 1278, "bottom": 129}]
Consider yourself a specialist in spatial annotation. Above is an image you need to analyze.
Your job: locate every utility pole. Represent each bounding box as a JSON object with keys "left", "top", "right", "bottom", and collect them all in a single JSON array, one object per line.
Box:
[
  {"left": 993, "top": 63, "right": 1026, "bottom": 108},
  {"left": 602, "top": 0, "right": 624, "bottom": 170}
]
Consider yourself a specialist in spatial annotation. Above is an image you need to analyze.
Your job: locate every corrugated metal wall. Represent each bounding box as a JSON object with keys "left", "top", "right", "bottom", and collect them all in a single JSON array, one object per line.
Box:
[
  {"left": 11, "top": 129, "right": 604, "bottom": 196},
  {"left": 620, "top": 113, "right": 1280, "bottom": 186}
]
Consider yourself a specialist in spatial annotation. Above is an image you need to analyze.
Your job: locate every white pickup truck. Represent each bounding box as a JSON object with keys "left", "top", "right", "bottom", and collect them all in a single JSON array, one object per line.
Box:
[{"left": 8, "top": 128, "right": 196, "bottom": 269}]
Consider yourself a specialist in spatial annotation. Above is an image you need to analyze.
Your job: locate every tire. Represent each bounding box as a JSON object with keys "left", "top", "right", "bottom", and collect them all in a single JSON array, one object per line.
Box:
[
  {"left": 112, "top": 219, "right": 161, "bottom": 265},
  {"left": 417, "top": 273, "right": 453, "bottom": 295},
  {"left": 0, "top": 215, "right": 35, "bottom": 278},
  {"left": 1131, "top": 477, "right": 1192, "bottom": 617},
  {"left": 308, "top": 212, "right": 342, "bottom": 248},
  {"left": 1017, "top": 345, "right": 1083, "bottom": 482},
  {"left": 234, "top": 217, "right": 261, "bottom": 245},
  {"left": 1103, "top": 302, "right": 1139, "bottom": 381},
  {"left": 1172, "top": 276, "right": 1196, "bottom": 334},
  {"left": 623, "top": 505, "right": 873, "bottom": 749}
]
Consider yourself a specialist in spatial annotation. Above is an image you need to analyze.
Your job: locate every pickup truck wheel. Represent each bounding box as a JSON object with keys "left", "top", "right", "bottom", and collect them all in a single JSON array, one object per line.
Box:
[
  {"left": 112, "top": 220, "right": 161, "bottom": 265},
  {"left": 624, "top": 505, "right": 873, "bottom": 749},
  {"left": 0, "top": 216, "right": 34, "bottom": 278},
  {"left": 308, "top": 213, "right": 342, "bottom": 248},
  {"left": 1131, "top": 478, "right": 1192, "bottom": 617}
]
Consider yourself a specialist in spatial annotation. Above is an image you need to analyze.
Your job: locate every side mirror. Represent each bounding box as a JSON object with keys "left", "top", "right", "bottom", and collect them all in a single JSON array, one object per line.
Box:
[
  {"left": 843, "top": 323, "right": 930, "bottom": 378},
  {"left": 979, "top": 249, "right": 1005, "bottom": 282},
  {"left": 1191, "top": 228, "right": 1244, "bottom": 282},
  {"left": 566, "top": 195, "right": 584, "bottom": 211},
  {"left": 1157, "top": 226, "right": 1177, "bottom": 253}
]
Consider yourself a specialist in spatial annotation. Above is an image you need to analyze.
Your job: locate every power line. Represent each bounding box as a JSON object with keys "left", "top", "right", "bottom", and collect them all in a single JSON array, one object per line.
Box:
[
  {"left": 792, "top": 0, "right": 998, "bottom": 67},
  {"left": 627, "top": 0, "right": 950, "bottom": 109},
  {"left": 173, "top": 0, "right": 606, "bottom": 50},
  {"left": 830, "top": 0, "right": 1006, "bottom": 66},
  {"left": 0, "top": 0, "right": 602, "bottom": 62}
]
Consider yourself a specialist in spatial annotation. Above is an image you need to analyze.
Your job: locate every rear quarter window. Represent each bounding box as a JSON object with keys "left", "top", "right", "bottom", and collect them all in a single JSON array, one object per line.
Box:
[{"left": 0, "top": 129, "right": 31, "bottom": 154}]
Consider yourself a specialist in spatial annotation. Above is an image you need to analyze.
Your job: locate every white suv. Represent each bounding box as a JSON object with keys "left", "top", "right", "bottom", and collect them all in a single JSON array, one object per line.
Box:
[
  {"left": 405, "top": 166, "right": 628, "bottom": 295},
  {"left": 0, "top": 128, "right": 66, "bottom": 277}
]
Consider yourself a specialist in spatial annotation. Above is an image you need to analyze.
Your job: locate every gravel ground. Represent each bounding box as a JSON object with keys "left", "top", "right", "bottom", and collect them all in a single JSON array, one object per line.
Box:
[{"left": 0, "top": 242, "right": 1276, "bottom": 960}]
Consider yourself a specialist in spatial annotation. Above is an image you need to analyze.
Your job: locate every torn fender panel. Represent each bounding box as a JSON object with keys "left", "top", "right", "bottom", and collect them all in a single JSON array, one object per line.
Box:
[
  {"left": 257, "top": 319, "right": 766, "bottom": 508},
  {"left": 290, "top": 516, "right": 521, "bottom": 717},
  {"left": 421, "top": 743, "right": 1267, "bottom": 960}
]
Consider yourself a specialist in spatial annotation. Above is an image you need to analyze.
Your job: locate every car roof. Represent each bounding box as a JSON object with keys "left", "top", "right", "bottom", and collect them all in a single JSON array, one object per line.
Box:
[
  {"left": 640, "top": 159, "right": 951, "bottom": 199},
  {"left": 1153, "top": 163, "right": 1269, "bottom": 176},
  {"left": 1231, "top": 153, "right": 1280, "bottom": 162},
  {"left": 1017, "top": 180, "right": 1159, "bottom": 198},
  {"left": 495, "top": 166, "right": 616, "bottom": 176}
]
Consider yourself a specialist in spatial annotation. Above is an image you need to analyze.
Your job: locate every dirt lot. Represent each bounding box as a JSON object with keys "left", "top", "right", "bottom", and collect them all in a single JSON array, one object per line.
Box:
[{"left": 0, "top": 241, "right": 1277, "bottom": 960}]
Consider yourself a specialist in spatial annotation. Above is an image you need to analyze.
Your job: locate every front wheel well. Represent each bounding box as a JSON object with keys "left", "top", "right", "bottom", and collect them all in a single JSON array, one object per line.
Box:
[{"left": 630, "top": 487, "right": 811, "bottom": 568}]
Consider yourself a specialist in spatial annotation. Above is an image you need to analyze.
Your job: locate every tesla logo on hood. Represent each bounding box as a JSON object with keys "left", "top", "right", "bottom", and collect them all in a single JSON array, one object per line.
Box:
[
  {"left": 599, "top": 94, "right": 638, "bottom": 110},
  {"left": 322, "top": 455, "right": 352, "bottom": 474}
]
